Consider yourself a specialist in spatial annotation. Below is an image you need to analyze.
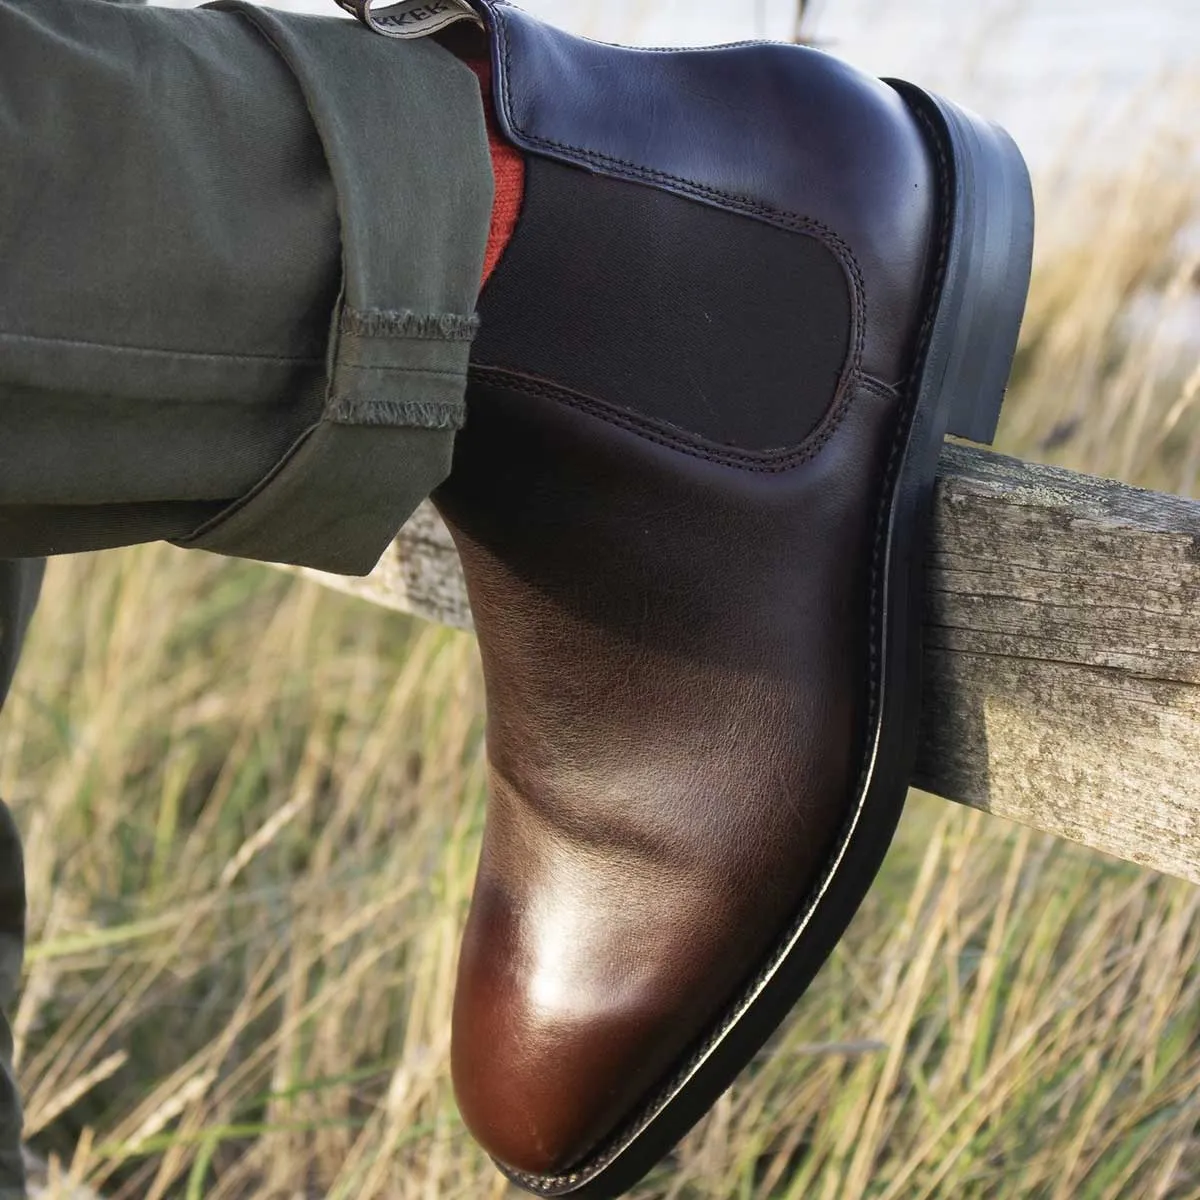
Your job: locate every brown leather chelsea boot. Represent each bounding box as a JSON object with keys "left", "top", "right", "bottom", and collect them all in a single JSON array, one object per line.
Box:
[{"left": 430, "top": 3, "right": 1034, "bottom": 1195}]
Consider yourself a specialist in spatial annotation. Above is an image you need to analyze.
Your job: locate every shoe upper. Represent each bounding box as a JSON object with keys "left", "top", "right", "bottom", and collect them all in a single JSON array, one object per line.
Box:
[
  {"left": 478, "top": 0, "right": 937, "bottom": 389},
  {"left": 435, "top": 0, "right": 941, "bottom": 1181}
]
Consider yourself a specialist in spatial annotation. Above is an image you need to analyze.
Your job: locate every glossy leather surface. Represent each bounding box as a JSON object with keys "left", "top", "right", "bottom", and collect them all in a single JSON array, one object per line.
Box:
[
  {"left": 470, "top": 155, "right": 854, "bottom": 452},
  {"left": 474, "top": 0, "right": 936, "bottom": 387},
  {"left": 438, "top": 372, "right": 896, "bottom": 1174},
  {"left": 438, "top": 1, "right": 940, "bottom": 1180}
]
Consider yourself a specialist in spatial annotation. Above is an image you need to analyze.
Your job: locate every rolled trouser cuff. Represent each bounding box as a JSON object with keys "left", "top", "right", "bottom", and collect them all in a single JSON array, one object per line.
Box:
[
  {"left": 177, "top": 402, "right": 459, "bottom": 576},
  {"left": 177, "top": 4, "right": 492, "bottom": 574},
  {"left": 0, "top": 0, "right": 491, "bottom": 574}
]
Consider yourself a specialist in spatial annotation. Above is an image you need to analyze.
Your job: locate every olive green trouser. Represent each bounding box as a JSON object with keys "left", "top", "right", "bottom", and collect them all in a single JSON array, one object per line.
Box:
[{"left": 0, "top": 0, "right": 493, "bottom": 1191}]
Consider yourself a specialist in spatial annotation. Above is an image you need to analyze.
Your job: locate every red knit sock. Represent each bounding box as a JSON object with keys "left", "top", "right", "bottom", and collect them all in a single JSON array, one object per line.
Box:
[{"left": 468, "top": 58, "right": 525, "bottom": 286}]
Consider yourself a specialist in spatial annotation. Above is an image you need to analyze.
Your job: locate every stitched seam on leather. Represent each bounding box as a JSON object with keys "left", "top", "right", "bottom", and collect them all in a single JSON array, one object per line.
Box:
[
  {"left": 481, "top": 5, "right": 768, "bottom": 56},
  {"left": 492, "top": 5, "right": 869, "bottom": 389},
  {"left": 534, "top": 31, "right": 774, "bottom": 55},
  {"left": 634, "top": 40, "right": 773, "bottom": 52},
  {"left": 507, "top": 92, "right": 953, "bottom": 1196},
  {"left": 858, "top": 374, "right": 901, "bottom": 402},
  {"left": 470, "top": 366, "right": 874, "bottom": 473}
]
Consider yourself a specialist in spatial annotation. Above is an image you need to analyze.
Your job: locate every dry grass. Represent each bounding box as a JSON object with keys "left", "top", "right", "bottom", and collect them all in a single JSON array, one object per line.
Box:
[
  {"left": 6, "top": 88, "right": 1200, "bottom": 1200},
  {"left": 1001, "top": 124, "right": 1200, "bottom": 495}
]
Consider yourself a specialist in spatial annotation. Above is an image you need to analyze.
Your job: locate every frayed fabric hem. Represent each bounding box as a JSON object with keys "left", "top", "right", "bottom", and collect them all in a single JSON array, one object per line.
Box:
[
  {"left": 339, "top": 307, "right": 480, "bottom": 342},
  {"left": 326, "top": 394, "right": 466, "bottom": 429}
]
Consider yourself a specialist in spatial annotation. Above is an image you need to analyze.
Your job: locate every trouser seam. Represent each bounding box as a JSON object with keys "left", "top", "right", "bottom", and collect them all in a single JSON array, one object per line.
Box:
[{"left": 0, "top": 328, "right": 323, "bottom": 367}]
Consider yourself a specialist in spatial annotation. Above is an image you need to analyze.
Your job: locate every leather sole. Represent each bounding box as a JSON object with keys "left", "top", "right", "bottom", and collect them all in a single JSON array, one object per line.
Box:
[{"left": 501, "top": 84, "right": 1035, "bottom": 1200}]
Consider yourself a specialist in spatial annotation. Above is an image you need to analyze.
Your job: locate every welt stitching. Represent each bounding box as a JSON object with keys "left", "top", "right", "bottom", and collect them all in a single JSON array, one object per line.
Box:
[{"left": 507, "top": 90, "right": 955, "bottom": 1197}]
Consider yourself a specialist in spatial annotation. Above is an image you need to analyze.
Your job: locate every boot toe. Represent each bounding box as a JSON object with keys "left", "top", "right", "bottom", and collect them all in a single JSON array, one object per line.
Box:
[
  {"left": 452, "top": 976, "right": 660, "bottom": 1178},
  {"left": 450, "top": 861, "right": 739, "bottom": 1179}
]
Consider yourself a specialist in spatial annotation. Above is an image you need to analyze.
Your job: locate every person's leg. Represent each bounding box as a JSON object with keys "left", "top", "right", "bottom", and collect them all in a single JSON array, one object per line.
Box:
[
  {"left": 0, "top": 3, "right": 1035, "bottom": 1196},
  {"left": 0, "top": 2, "right": 498, "bottom": 1192},
  {"left": 0, "top": 0, "right": 493, "bottom": 574},
  {"left": 0, "top": 562, "right": 43, "bottom": 1200},
  {"left": 0, "top": 799, "right": 25, "bottom": 1200}
]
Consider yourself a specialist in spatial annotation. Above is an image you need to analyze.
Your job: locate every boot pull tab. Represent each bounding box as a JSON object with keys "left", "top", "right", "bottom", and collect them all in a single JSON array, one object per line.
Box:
[{"left": 337, "top": 0, "right": 484, "bottom": 39}]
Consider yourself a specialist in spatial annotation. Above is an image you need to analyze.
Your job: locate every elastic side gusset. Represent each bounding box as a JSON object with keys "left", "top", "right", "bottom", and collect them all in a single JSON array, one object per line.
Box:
[{"left": 472, "top": 157, "right": 852, "bottom": 452}]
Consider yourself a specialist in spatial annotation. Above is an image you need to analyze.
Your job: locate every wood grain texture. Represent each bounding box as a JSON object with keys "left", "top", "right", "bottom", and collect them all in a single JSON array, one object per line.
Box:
[
  {"left": 292, "top": 445, "right": 1200, "bottom": 884},
  {"left": 916, "top": 445, "right": 1200, "bottom": 884}
]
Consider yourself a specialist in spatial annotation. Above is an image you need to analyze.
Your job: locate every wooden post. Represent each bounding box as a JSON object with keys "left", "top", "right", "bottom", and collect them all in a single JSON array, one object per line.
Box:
[{"left": 291, "top": 445, "right": 1200, "bottom": 885}]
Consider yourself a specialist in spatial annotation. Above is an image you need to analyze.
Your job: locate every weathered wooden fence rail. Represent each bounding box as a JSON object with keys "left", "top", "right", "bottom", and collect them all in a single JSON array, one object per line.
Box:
[{"left": 290, "top": 444, "right": 1200, "bottom": 886}]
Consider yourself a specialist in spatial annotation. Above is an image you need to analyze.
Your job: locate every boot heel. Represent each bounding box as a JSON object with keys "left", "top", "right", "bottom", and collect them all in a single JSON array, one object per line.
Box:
[
  {"left": 887, "top": 82, "right": 1035, "bottom": 447},
  {"left": 946, "top": 379, "right": 1008, "bottom": 445}
]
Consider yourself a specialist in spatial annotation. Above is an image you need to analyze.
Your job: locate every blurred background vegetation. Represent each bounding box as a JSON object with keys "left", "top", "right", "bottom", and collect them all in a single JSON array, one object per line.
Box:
[{"left": 5, "top": 0, "right": 1199, "bottom": 1196}]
